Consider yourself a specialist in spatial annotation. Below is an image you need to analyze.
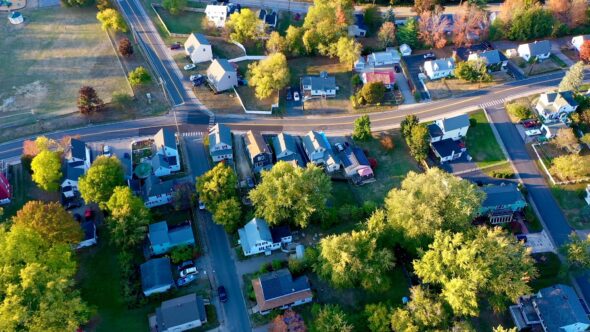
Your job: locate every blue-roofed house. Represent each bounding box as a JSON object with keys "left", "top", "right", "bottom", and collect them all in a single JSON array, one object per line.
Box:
[
  {"left": 272, "top": 133, "right": 304, "bottom": 167},
  {"left": 154, "top": 128, "right": 180, "bottom": 175},
  {"left": 209, "top": 123, "right": 233, "bottom": 163},
  {"left": 510, "top": 284, "right": 590, "bottom": 332},
  {"left": 252, "top": 269, "right": 313, "bottom": 314},
  {"left": 237, "top": 218, "right": 292, "bottom": 256},
  {"left": 301, "top": 131, "right": 340, "bottom": 173},
  {"left": 301, "top": 72, "right": 337, "bottom": 100},
  {"left": 480, "top": 184, "right": 527, "bottom": 224},
  {"left": 535, "top": 91, "right": 579, "bottom": 122},
  {"left": 152, "top": 294, "right": 208, "bottom": 332},
  {"left": 207, "top": 59, "right": 238, "bottom": 92},
  {"left": 428, "top": 113, "right": 471, "bottom": 143},
  {"left": 140, "top": 257, "right": 174, "bottom": 296},
  {"left": 337, "top": 144, "right": 375, "bottom": 185},
  {"left": 184, "top": 33, "right": 213, "bottom": 64},
  {"left": 467, "top": 49, "right": 508, "bottom": 71},
  {"left": 517, "top": 40, "right": 551, "bottom": 61},
  {"left": 348, "top": 13, "right": 367, "bottom": 37},
  {"left": 142, "top": 175, "right": 175, "bottom": 208},
  {"left": 148, "top": 221, "right": 195, "bottom": 256}
]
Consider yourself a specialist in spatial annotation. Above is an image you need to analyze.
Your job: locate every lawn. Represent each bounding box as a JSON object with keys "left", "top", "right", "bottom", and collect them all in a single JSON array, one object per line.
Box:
[
  {"left": 511, "top": 57, "right": 562, "bottom": 76},
  {"left": 153, "top": 5, "right": 205, "bottom": 35},
  {"left": 465, "top": 111, "right": 507, "bottom": 168},
  {"left": 551, "top": 184, "right": 590, "bottom": 229},
  {"left": 0, "top": 7, "right": 131, "bottom": 124},
  {"left": 235, "top": 85, "right": 278, "bottom": 112},
  {"left": 425, "top": 73, "right": 511, "bottom": 100}
]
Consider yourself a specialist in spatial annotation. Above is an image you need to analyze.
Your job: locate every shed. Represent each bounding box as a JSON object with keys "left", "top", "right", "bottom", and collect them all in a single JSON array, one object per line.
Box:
[{"left": 140, "top": 257, "right": 174, "bottom": 296}]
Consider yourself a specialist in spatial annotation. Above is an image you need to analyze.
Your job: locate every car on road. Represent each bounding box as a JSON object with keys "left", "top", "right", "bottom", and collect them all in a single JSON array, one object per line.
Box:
[
  {"left": 199, "top": 200, "right": 206, "bottom": 210},
  {"left": 285, "top": 87, "right": 293, "bottom": 101},
  {"left": 293, "top": 91, "right": 300, "bottom": 102},
  {"left": 218, "top": 286, "right": 228, "bottom": 302},
  {"left": 177, "top": 273, "right": 197, "bottom": 287},
  {"left": 180, "top": 266, "right": 198, "bottom": 278},
  {"left": 177, "top": 260, "right": 194, "bottom": 271},
  {"left": 103, "top": 145, "right": 112, "bottom": 157},
  {"left": 65, "top": 201, "right": 81, "bottom": 210},
  {"left": 423, "top": 52, "right": 436, "bottom": 60},
  {"left": 170, "top": 42, "right": 182, "bottom": 50},
  {"left": 246, "top": 177, "right": 255, "bottom": 188},
  {"left": 184, "top": 64, "right": 196, "bottom": 71}
]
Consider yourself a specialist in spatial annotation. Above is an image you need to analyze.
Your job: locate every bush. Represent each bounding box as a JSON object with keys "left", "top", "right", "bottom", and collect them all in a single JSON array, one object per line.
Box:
[
  {"left": 358, "top": 82, "right": 386, "bottom": 105},
  {"left": 506, "top": 102, "right": 532, "bottom": 121},
  {"left": 112, "top": 92, "right": 133, "bottom": 109},
  {"left": 469, "top": 118, "right": 477, "bottom": 127},
  {"left": 128, "top": 66, "right": 151, "bottom": 86},
  {"left": 491, "top": 171, "right": 515, "bottom": 179},
  {"left": 351, "top": 74, "right": 362, "bottom": 87},
  {"left": 271, "top": 259, "right": 284, "bottom": 271},
  {"left": 320, "top": 207, "right": 339, "bottom": 229},
  {"left": 170, "top": 245, "right": 195, "bottom": 264},
  {"left": 379, "top": 134, "right": 395, "bottom": 151},
  {"left": 288, "top": 258, "right": 306, "bottom": 276}
]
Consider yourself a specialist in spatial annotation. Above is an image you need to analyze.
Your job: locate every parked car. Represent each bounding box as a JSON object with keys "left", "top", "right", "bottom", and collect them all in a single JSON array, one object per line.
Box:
[
  {"left": 285, "top": 87, "right": 293, "bottom": 101},
  {"left": 423, "top": 52, "right": 436, "bottom": 60},
  {"left": 199, "top": 200, "right": 206, "bottom": 210},
  {"left": 394, "top": 65, "right": 401, "bottom": 73},
  {"left": 177, "top": 260, "right": 194, "bottom": 271},
  {"left": 84, "top": 208, "right": 93, "bottom": 220},
  {"left": 237, "top": 78, "right": 247, "bottom": 86},
  {"left": 180, "top": 266, "right": 198, "bottom": 278},
  {"left": 246, "top": 177, "right": 255, "bottom": 188},
  {"left": 103, "top": 145, "right": 112, "bottom": 157},
  {"left": 293, "top": 91, "right": 300, "bottom": 102},
  {"left": 184, "top": 64, "right": 196, "bottom": 71},
  {"left": 170, "top": 42, "right": 182, "bottom": 50},
  {"left": 522, "top": 119, "right": 539, "bottom": 128},
  {"left": 190, "top": 74, "right": 203, "bottom": 82},
  {"left": 177, "top": 274, "right": 197, "bottom": 287},
  {"left": 218, "top": 286, "right": 228, "bottom": 302}
]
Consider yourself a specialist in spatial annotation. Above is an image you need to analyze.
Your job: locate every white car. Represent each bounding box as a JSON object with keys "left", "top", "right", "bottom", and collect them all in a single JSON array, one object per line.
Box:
[
  {"left": 180, "top": 266, "right": 198, "bottom": 278},
  {"left": 199, "top": 200, "right": 206, "bottom": 210},
  {"left": 103, "top": 145, "right": 112, "bottom": 157},
  {"left": 293, "top": 91, "right": 300, "bottom": 102},
  {"left": 184, "top": 64, "right": 196, "bottom": 71}
]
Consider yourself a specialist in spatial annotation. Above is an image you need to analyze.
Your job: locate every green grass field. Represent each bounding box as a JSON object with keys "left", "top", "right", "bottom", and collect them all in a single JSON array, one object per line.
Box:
[
  {"left": 465, "top": 111, "right": 507, "bottom": 168},
  {"left": 551, "top": 184, "right": 590, "bottom": 229},
  {"left": 153, "top": 5, "right": 205, "bottom": 35}
]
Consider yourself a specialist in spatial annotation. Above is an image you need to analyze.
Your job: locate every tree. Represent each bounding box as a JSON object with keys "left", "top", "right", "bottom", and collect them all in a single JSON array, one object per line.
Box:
[
  {"left": 285, "top": 26, "right": 306, "bottom": 57},
  {"left": 352, "top": 115, "right": 372, "bottom": 141},
  {"left": 302, "top": 0, "right": 352, "bottom": 55},
  {"left": 61, "top": 0, "right": 91, "bottom": 7},
  {"left": 401, "top": 114, "right": 420, "bottom": 137},
  {"left": 118, "top": 37, "right": 134, "bottom": 57},
  {"left": 31, "top": 150, "right": 62, "bottom": 191},
  {"left": 551, "top": 154, "right": 590, "bottom": 179},
  {"left": 79, "top": 156, "right": 124, "bottom": 209},
  {"left": 12, "top": 201, "right": 83, "bottom": 245},
  {"left": 266, "top": 31, "right": 286, "bottom": 54},
  {"left": 384, "top": 169, "right": 484, "bottom": 251},
  {"left": 172, "top": 182, "right": 194, "bottom": 211},
  {"left": 498, "top": 0, "right": 532, "bottom": 23},
  {"left": 391, "top": 286, "right": 450, "bottom": 331},
  {"left": 559, "top": 61, "right": 584, "bottom": 92},
  {"left": 128, "top": 66, "right": 151, "bottom": 86},
  {"left": 548, "top": 0, "right": 587, "bottom": 28},
  {"left": 23, "top": 136, "right": 61, "bottom": 158},
  {"left": 333, "top": 37, "right": 362, "bottom": 67},
  {"left": 455, "top": 59, "right": 492, "bottom": 83},
  {"left": 247, "top": 53, "right": 290, "bottom": 99},
  {"left": 365, "top": 303, "right": 391, "bottom": 332},
  {"left": 396, "top": 17, "right": 420, "bottom": 49},
  {"left": 249, "top": 161, "right": 331, "bottom": 228},
  {"left": 418, "top": 11, "right": 449, "bottom": 49},
  {"left": 383, "top": 7, "right": 396, "bottom": 23},
  {"left": 96, "top": 0, "right": 111, "bottom": 10},
  {"left": 453, "top": 4, "right": 489, "bottom": 47},
  {"left": 553, "top": 128, "right": 579, "bottom": 150},
  {"left": 506, "top": 102, "right": 532, "bottom": 121},
  {"left": 508, "top": 7, "right": 554, "bottom": 41},
  {"left": 225, "top": 9, "right": 264, "bottom": 43},
  {"left": 563, "top": 232, "right": 590, "bottom": 270},
  {"left": 414, "top": 228, "right": 537, "bottom": 315},
  {"left": 413, "top": 0, "right": 441, "bottom": 14},
  {"left": 378, "top": 22, "right": 396, "bottom": 48},
  {"left": 77, "top": 86, "right": 104, "bottom": 114},
  {"left": 97, "top": 8, "right": 128, "bottom": 32},
  {"left": 270, "top": 309, "right": 307, "bottom": 332},
  {"left": 162, "top": 0, "right": 187, "bottom": 15},
  {"left": 106, "top": 186, "right": 151, "bottom": 249},
  {"left": 359, "top": 82, "right": 386, "bottom": 104},
  {"left": 493, "top": 326, "right": 518, "bottom": 332},
  {"left": 212, "top": 197, "right": 243, "bottom": 233},
  {"left": 313, "top": 304, "right": 354, "bottom": 332},
  {"left": 316, "top": 229, "right": 394, "bottom": 290},
  {"left": 406, "top": 124, "right": 430, "bottom": 163},
  {"left": 580, "top": 41, "right": 590, "bottom": 63},
  {"left": 581, "top": 133, "right": 590, "bottom": 145},
  {"left": 363, "top": 5, "right": 383, "bottom": 35},
  {"left": 196, "top": 162, "right": 238, "bottom": 213}
]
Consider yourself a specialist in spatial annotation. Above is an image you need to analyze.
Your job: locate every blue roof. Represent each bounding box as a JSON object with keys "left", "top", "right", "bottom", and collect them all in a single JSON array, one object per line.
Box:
[
  {"left": 259, "top": 269, "right": 311, "bottom": 301},
  {"left": 354, "top": 13, "right": 367, "bottom": 30},
  {"left": 140, "top": 258, "right": 174, "bottom": 294},
  {"left": 441, "top": 114, "right": 470, "bottom": 132},
  {"left": 536, "top": 284, "right": 590, "bottom": 331},
  {"left": 149, "top": 221, "right": 170, "bottom": 245},
  {"left": 168, "top": 225, "right": 195, "bottom": 246},
  {"left": 481, "top": 184, "right": 525, "bottom": 208}
]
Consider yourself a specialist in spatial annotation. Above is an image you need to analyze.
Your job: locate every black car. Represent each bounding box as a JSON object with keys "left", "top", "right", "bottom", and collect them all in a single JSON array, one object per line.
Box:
[
  {"left": 394, "top": 65, "right": 401, "bottom": 73},
  {"left": 192, "top": 77, "right": 206, "bottom": 87},
  {"left": 285, "top": 87, "right": 293, "bottom": 101},
  {"left": 218, "top": 286, "right": 228, "bottom": 303},
  {"left": 170, "top": 42, "right": 182, "bottom": 50}
]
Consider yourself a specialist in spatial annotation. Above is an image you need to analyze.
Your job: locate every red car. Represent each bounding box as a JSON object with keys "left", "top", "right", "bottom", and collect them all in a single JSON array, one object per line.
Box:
[
  {"left": 522, "top": 120, "right": 538, "bottom": 128},
  {"left": 84, "top": 208, "right": 93, "bottom": 220}
]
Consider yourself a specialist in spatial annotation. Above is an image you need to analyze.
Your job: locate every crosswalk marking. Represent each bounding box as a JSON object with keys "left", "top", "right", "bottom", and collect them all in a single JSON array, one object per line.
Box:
[
  {"left": 182, "top": 131, "right": 204, "bottom": 137},
  {"left": 479, "top": 98, "right": 505, "bottom": 109}
]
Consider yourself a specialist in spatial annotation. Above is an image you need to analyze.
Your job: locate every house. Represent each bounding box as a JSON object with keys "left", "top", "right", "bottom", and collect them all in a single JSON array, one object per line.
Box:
[
  {"left": 541, "top": 121, "right": 569, "bottom": 139},
  {"left": 184, "top": 33, "right": 213, "bottom": 64},
  {"left": 480, "top": 184, "right": 527, "bottom": 224},
  {"left": 367, "top": 49, "right": 401, "bottom": 67},
  {"left": 424, "top": 58, "right": 455, "bottom": 80},
  {"left": 264, "top": 11, "right": 277, "bottom": 28},
  {"left": 362, "top": 69, "right": 396, "bottom": 89},
  {"left": 348, "top": 13, "right": 367, "bottom": 37},
  {"left": 154, "top": 128, "right": 180, "bottom": 173},
  {"left": 399, "top": 43, "right": 412, "bottom": 56},
  {"left": 237, "top": 218, "right": 292, "bottom": 256},
  {"left": 148, "top": 221, "right": 195, "bottom": 256},
  {"left": 301, "top": 131, "right": 340, "bottom": 173},
  {"left": 431, "top": 138, "right": 466, "bottom": 163},
  {"left": 517, "top": 40, "right": 551, "bottom": 61},
  {"left": 209, "top": 123, "right": 233, "bottom": 162},
  {"left": 0, "top": 173, "right": 11, "bottom": 205},
  {"left": 535, "top": 91, "right": 579, "bottom": 122},
  {"left": 427, "top": 113, "right": 471, "bottom": 143},
  {"left": 354, "top": 56, "right": 366, "bottom": 72},
  {"left": 337, "top": 144, "right": 375, "bottom": 185},
  {"left": 8, "top": 12, "right": 24, "bottom": 25},
  {"left": 151, "top": 154, "right": 172, "bottom": 177},
  {"left": 272, "top": 133, "right": 305, "bottom": 167},
  {"left": 585, "top": 185, "right": 590, "bottom": 205},
  {"left": 61, "top": 163, "right": 85, "bottom": 198},
  {"left": 252, "top": 269, "right": 313, "bottom": 314},
  {"left": 76, "top": 221, "right": 97, "bottom": 249},
  {"left": 301, "top": 72, "right": 337, "bottom": 100},
  {"left": 510, "top": 284, "right": 590, "bottom": 332},
  {"left": 205, "top": 5, "right": 229, "bottom": 28},
  {"left": 140, "top": 257, "right": 174, "bottom": 296},
  {"left": 153, "top": 294, "right": 207, "bottom": 332},
  {"left": 467, "top": 49, "right": 508, "bottom": 71},
  {"left": 572, "top": 35, "right": 590, "bottom": 52},
  {"left": 142, "top": 175, "right": 175, "bottom": 208},
  {"left": 206, "top": 59, "right": 238, "bottom": 93},
  {"left": 270, "top": 225, "right": 293, "bottom": 245},
  {"left": 244, "top": 131, "right": 273, "bottom": 173},
  {"left": 67, "top": 138, "right": 92, "bottom": 170}
]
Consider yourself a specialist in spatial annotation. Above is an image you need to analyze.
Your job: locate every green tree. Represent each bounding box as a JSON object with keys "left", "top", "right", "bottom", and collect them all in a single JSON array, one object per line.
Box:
[
  {"left": 508, "top": 6, "right": 554, "bottom": 40},
  {"left": 384, "top": 169, "right": 484, "bottom": 251},
  {"left": 359, "top": 82, "right": 386, "bottom": 105},
  {"left": 97, "top": 8, "right": 128, "bottom": 32},
  {"left": 396, "top": 17, "right": 420, "bottom": 49},
  {"left": 285, "top": 26, "right": 306, "bottom": 57},
  {"left": 266, "top": 31, "right": 286, "bottom": 54},
  {"left": 333, "top": 37, "right": 362, "bottom": 67},
  {"left": 563, "top": 233, "right": 590, "bottom": 270},
  {"left": 249, "top": 161, "right": 331, "bottom": 228},
  {"left": 313, "top": 304, "right": 354, "bottom": 332},
  {"left": 162, "top": 0, "right": 187, "bottom": 15},
  {"left": 506, "top": 102, "right": 532, "bottom": 121},
  {"left": 128, "top": 66, "right": 151, "bottom": 86},
  {"left": 170, "top": 245, "right": 195, "bottom": 264},
  {"left": 455, "top": 59, "right": 492, "bottom": 83},
  {"left": 406, "top": 124, "right": 429, "bottom": 163},
  {"left": 225, "top": 8, "right": 264, "bottom": 43},
  {"left": 106, "top": 186, "right": 151, "bottom": 249},
  {"left": 365, "top": 303, "right": 391, "bottom": 332},
  {"left": 559, "top": 61, "right": 585, "bottom": 92},
  {"left": 551, "top": 154, "right": 590, "bottom": 179},
  {"left": 303, "top": 0, "right": 352, "bottom": 55},
  {"left": 414, "top": 228, "right": 537, "bottom": 315},
  {"left": 12, "top": 201, "right": 83, "bottom": 245},
  {"left": 493, "top": 326, "right": 518, "bottom": 332},
  {"left": 383, "top": 7, "right": 396, "bottom": 23},
  {"left": 212, "top": 197, "right": 243, "bottom": 233},
  {"left": 390, "top": 286, "right": 450, "bottom": 331},
  {"left": 352, "top": 115, "right": 372, "bottom": 141},
  {"left": 378, "top": 22, "right": 397, "bottom": 48},
  {"left": 363, "top": 5, "right": 383, "bottom": 35},
  {"left": 581, "top": 133, "right": 590, "bottom": 145},
  {"left": 31, "top": 150, "right": 62, "bottom": 192},
  {"left": 390, "top": 308, "right": 419, "bottom": 332},
  {"left": 79, "top": 156, "right": 124, "bottom": 209},
  {"left": 247, "top": 53, "right": 290, "bottom": 99},
  {"left": 61, "top": 0, "right": 91, "bottom": 7},
  {"left": 400, "top": 114, "right": 419, "bottom": 137},
  {"left": 196, "top": 162, "right": 238, "bottom": 213}
]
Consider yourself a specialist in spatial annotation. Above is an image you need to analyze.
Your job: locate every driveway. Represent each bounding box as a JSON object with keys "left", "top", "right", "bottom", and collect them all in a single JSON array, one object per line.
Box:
[
  {"left": 402, "top": 55, "right": 430, "bottom": 101},
  {"left": 233, "top": 133, "right": 254, "bottom": 181},
  {"left": 394, "top": 66, "right": 416, "bottom": 104}
]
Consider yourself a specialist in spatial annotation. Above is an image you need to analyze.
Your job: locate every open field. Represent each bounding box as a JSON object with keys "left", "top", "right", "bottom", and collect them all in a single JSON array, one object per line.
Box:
[
  {"left": 465, "top": 111, "right": 507, "bottom": 168},
  {"left": 0, "top": 7, "right": 132, "bottom": 126},
  {"left": 153, "top": 5, "right": 206, "bottom": 34}
]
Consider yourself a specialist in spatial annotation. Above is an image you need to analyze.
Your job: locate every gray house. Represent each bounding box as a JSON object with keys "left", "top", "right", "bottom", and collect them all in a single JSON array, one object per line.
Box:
[
  {"left": 467, "top": 49, "right": 508, "bottom": 71},
  {"left": 272, "top": 133, "right": 304, "bottom": 167},
  {"left": 252, "top": 269, "right": 313, "bottom": 314},
  {"left": 148, "top": 221, "right": 195, "bottom": 256},
  {"left": 517, "top": 40, "right": 551, "bottom": 61},
  {"left": 140, "top": 257, "right": 174, "bottom": 296},
  {"left": 153, "top": 294, "right": 207, "bottom": 332},
  {"left": 302, "top": 131, "right": 340, "bottom": 173},
  {"left": 480, "top": 184, "right": 527, "bottom": 224},
  {"left": 301, "top": 72, "right": 337, "bottom": 100},
  {"left": 206, "top": 59, "right": 238, "bottom": 92},
  {"left": 209, "top": 123, "right": 233, "bottom": 162},
  {"left": 244, "top": 130, "right": 272, "bottom": 173}
]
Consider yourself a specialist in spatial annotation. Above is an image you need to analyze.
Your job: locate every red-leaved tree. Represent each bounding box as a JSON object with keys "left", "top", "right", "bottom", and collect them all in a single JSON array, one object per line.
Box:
[
  {"left": 453, "top": 3, "right": 489, "bottom": 47},
  {"left": 580, "top": 40, "right": 590, "bottom": 63},
  {"left": 418, "top": 11, "right": 449, "bottom": 49}
]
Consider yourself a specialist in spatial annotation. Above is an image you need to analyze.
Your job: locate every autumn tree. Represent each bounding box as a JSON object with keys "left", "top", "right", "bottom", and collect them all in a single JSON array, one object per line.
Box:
[
  {"left": 31, "top": 150, "right": 62, "bottom": 191},
  {"left": 225, "top": 8, "right": 264, "bottom": 43},
  {"left": 390, "top": 286, "right": 450, "bottom": 331},
  {"left": 77, "top": 86, "right": 104, "bottom": 114},
  {"left": 106, "top": 186, "right": 151, "bottom": 249},
  {"left": 266, "top": 31, "right": 286, "bottom": 54},
  {"left": 118, "top": 37, "right": 134, "bottom": 57},
  {"left": 247, "top": 53, "right": 290, "bottom": 99},
  {"left": 196, "top": 162, "right": 238, "bottom": 212},
  {"left": 413, "top": 0, "right": 441, "bottom": 14},
  {"left": 453, "top": 4, "right": 489, "bottom": 47},
  {"left": 396, "top": 17, "right": 420, "bottom": 49},
  {"left": 506, "top": 102, "right": 533, "bottom": 121},
  {"left": 285, "top": 26, "right": 306, "bottom": 57},
  {"left": 580, "top": 40, "right": 590, "bottom": 63},
  {"left": 128, "top": 66, "right": 151, "bottom": 86},
  {"left": 96, "top": 0, "right": 111, "bottom": 10},
  {"left": 547, "top": 0, "right": 587, "bottom": 29},
  {"left": 551, "top": 154, "right": 590, "bottom": 179},
  {"left": 352, "top": 115, "right": 372, "bottom": 141},
  {"left": 97, "top": 8, "right": 128, "bottom": 32},
  {"left": 559, "top": 61, "right": 584, "bottom": 92},
  {"left": 22, "top": 136, "right": 61, "bottom": 158},
  {"left": 61, "top": 0, "right": 91, "bottom": 7},
  {"left": 79, "top": 156, "right": 125, "bottom": 209},
  {"left": 493, "top": 326, "right": 518, "bottom": 332},
  {"left": 365, "top": 303, "right": 391, "bottom": 332},
  {"left": 302, "top": 0, "right": 352, "bottom": 55},
  {"left": 553, "top": 128, "right": 579, "bottom": 150},
  {"left": 358, "top": 82, "right": 386, "bottom": 105},
  {"left": 384, "top": 169, "right": 484, "bottom": 251},
  {"left": 249, "top": 161, "right": 331, "bottom": 228},
  {"left": 332, "top": 37, "right": 362, "bottom": 67},
  {"left": 418, "top": 11, "right": 449, "bottom": 49},
  {"left": 378, "top": 22, "right": 396, "bottom": 48},
  {"left": 455, "top": 59, "right": 492, "bottom": 82},
  {"left": 12, "top": 201, "right": 83, "bottom": 245},
  {"left": 270, "top": 309, "right": 307, "bottom": 332},
  {"left": 162, "top": 0, "right": 187, "bottom": 15},
  {"left": 498, "top": 0, "right": 532, "bottom": 23},
  {"left": 312, "top": 304, "right": 354, "bottom": 332},
  {"left": 563, "top": 232, "right": 590, "bottom": 270}
]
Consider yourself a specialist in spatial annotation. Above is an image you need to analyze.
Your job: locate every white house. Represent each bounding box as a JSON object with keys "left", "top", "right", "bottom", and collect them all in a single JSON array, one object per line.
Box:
[
  {"left": 535, "top": 91, "right": 579, "bottom": 122},
  {"left": 572, "top": 35, "right": 590, "bottom": 52},
  {"left": 467, "top": 49, "right": 508, "bottom": 71},
  {"left": 153, "top": 294, "right": 207, "bottom": 332},
  {"left": 154, "top": 128, "right": 180, "bottom": 174},
  {"left": 424, "top": 58, "right": 455, "bottom": 80},
  {"left": 238, "top": 218, "right": 292, "bottom": 256},
  {"left": 431, "top": 138, "right": 467, "bottom": 163},
  {"left": 206, "top": 59, "right": 238, "bottom": 92},
  {"left": 348, "top": 13, "right": 367, "bottom": 37},
  {"left": 209, "top": 123, "right": 233, "bottom": 162},
  {"left": 142, "top": 175, "right": 174, "bottom": 208},
  {"left": 301, "top": 131, "right": 340, "bottom": 173},
  {"left": 205, "top": 5, "right": 229, "bottom": 28},
  {"left": 399, "top": 43, "right": 412, "bottom": 56},
  {"left": 517, "top": 40, "right": 551, "bottom": 61},
  {"left": 367, "top": 49, "right": 401, "bottom": 67},
  {"left": 184, "top": 33, "right": 213, "bottom": 64},
  {"left": 541, "top": 121, "right": 569, "bottom": 139},
  {"left": 68, "top": 138, "right": 92, "bottom": 170},
  {"left": 427, "top": 113, "right": 471, "bottom": 143},
  {"left": 301, "top": 72, "right": 337, "bottom": 100},
  {"left": 61, "top": 138, "right": 92, "bottom": 196}
]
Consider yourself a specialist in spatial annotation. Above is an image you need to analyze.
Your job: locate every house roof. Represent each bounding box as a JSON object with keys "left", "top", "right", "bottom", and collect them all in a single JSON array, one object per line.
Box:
[
  {"left": 149, "top": 221, "right": 194, "bottom": 247},
  {"left": 363, "top": 70, "right": 395, "bottom": 85},
  {"left": 253, "top": 269, "right": 312, "bottom": 312},
  {"left": 270, "top": 225, "right": 291, "bottom": 243},
  {"left": 154, "top": 128, "right": 176, "bottom": 151},
  {"left": 149, "top": 221, "right": 170, "bottom": 245},
  {"left": 440, "top": 113, "right": 470, "bottom": 132},
  {"left": 481, "top": 184, "right": 525, "bottom": 208},
  {"left": 427, "top": 123, "right": 444, "bottom": 138},
  {"left": 239, "top": 218, "right": 273, "bottom": 251},
  {"left": 431, "top": 138, "right": 463, "bottom": 158},
  {"left": 151, "top": 154, "right": 170, "bottom": 171},
  {"left": 143, "top": 175, "right": 175, "bottom": 198},
  {"left": 302, "top": 131, "right": 328, "bottom": 154},
  {"left": 301, "top": 74, "right": 336, "bottom": 91},
  {"left": 369, "top": 50, "right": 400, "bottom": 64},
  {"left": 258, "top": 8, "right": 266, "bottom": 19},
  {"left": 265, "top": 11, "right": 277, "bottom": 25},
  {"left": 353, "top": 13, "right": 367, "bottom": 30},
  {"left": 156, "top": 294, "right": 207, "bottom": 331},
  {"left": 539, "top": 91, "right": 579, "bottom": 114},
  {"left": 208, "top": 59, "right": 236, "bottom": 79},
  {"left": 535, "top": 284, "right": 590, "bottom": 332},
  {"left": 271, "top": 133, "right": 304, "bottom": 166},
  {"left": 456, "top": 42, "right": 492, "bottom": 61},
  {"left": 140, "top": 257, "right": 174, "bottom": 293},
  {"left": 168, "top": 224, "right": 195, "bottom": 246},
  {"left": 245, "top": 131, "right": 270, "bottom": 157},
  {"left": 70, "top": 138, "right": 87, "bottom": 160},
  {"left": 520, "top": 40, "right": 551, "bottom": 56},
  {"left": 209, "top": 123, "right": 232, "bottom": 148},
  {"left": 475, "top": 49, "right": 506, "bottom": 65},
  {"left": 425, "top": 58, "right": 455, "bottom": 72},
  {"left": 399, "top": 44, "right": 411, "bottom": 54},
  {"left": 80, "top": 221, "right": 95, "bottom": 241},
  {"left": 65, "top": 162, "right": 86, "bottom": 181},
  {"left": 187, "top": 33, "right": 210, "bottom": 46}
]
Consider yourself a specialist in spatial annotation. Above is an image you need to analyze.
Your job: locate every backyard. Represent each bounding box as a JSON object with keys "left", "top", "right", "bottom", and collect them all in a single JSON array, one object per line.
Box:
[
  {"left": 509, "top": 56, "right": 562, "bottom": 76},
  {"left": 465, "top": 111, "right": 507, "bottom": 169}
]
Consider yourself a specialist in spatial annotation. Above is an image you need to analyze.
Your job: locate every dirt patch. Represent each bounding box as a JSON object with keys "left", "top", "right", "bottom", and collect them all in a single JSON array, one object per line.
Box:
[{"left": 426, "top": 72, "right": 510, "bottom": 100}]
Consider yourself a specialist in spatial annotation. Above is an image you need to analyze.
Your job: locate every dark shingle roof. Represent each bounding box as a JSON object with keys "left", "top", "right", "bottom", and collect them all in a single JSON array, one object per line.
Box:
[
  {"left": 192, "top": 33, "right": 210, "bottom": 46},
  {"left": 270, "top": 225, "right": 291, "bottom": 243},
  {"left": 523, "top": 40, "right": 551, "bottom": 56},
  {"left": 481, "top": 184, "right": 525, "bottom": 208},
  {"left": 301, "top": 75, "right": 336, "bottom": 91},
  {"left": 478, "top": 50, "right": 503, "bottom": 65},
  {"left": 156, "top": 294, "right": 207, "bottom": 330},
  {"left": 154, "top": 128, "right": 176, "bottom": 150},
  {"left": 441, "top": 114, "right": 470, "bottom": 132},
  {"left": 265, "top": 11, "right": 277, "bottom": 25},
  {"left": 140, "top": 258, "right": 173, "bottom": 293},
  {"left": 431, "top": 138, "right": 463, "bottom": 158},
  {"left": 259, "top": 269, "right": 311, "bottom": 300},
  {"left": 70, "top": 139, "right": 87, "bottom": 160},
  {"left": 428, "top": 123, "right": 444, "bottom": 138},
  {"left": 354, "top": 13, "right": 367, "bottom": 30},
  {"left": 66, "top": 163, "right": 86, "bottom": 181},
  {"left": 143, "top": 175, "right": 175, "bottom": 197},
  {"left": 535, "top": 284, "right": 590, "bottom": 332}
]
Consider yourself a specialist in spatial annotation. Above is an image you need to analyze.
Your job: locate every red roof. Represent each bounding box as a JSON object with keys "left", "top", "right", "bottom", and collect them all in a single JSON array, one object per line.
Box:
[
  {"left": 364, "top": 70, "right": 395, "bottom": 85},
  {"left": 0, "top": 173, "right": 11, "bottom": 200}
]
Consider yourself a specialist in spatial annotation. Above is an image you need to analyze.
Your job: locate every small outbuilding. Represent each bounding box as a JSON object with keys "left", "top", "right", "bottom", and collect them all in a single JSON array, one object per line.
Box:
[
  {"left": 140, "top": 257, "right": 174, "bottom": 296},
  {"left": 9, "top": 12, "right": 23, "bottom": 25},
  {"left": 399, "top": 44, "right": 412, "bottom": 56}
]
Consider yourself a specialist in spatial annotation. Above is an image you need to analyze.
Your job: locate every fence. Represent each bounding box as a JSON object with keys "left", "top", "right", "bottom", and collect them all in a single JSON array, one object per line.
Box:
[
  {"left": 233, "top": 87, "right": 274, "bottom": 115},
  {"left": 531, "top": 142, "right": 590, "bottom": 185}
]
